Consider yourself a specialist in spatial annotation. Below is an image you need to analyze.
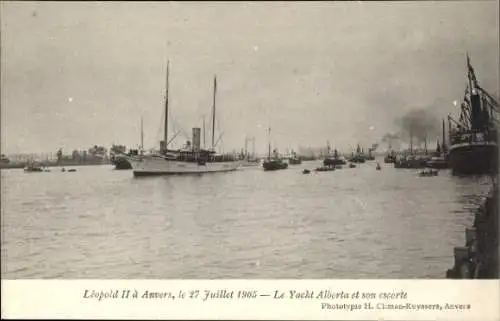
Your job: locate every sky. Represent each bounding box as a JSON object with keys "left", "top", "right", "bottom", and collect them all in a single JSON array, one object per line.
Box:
[{"left": 1, "top": 1, "right": 498, "bottom": 155}]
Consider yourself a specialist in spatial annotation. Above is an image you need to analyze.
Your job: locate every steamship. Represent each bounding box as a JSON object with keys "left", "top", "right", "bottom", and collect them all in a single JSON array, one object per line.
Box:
[
  {"left": 448, "top": 54, "right": 498, "bottom": 176},
  {"left": 126, "top": 62, "right": 241, "bottom": 176},
  {"left": 426, "top": 120, "right": 449, "bottom": 169},
  {"left": 262, "top": 127, "right": 288, "bottom": 171},
  {"left": 384, "top": 143, "right": 396, "bottom": 163},
  {"left": 323, "top": 148, "right": 346, "bottom": 166},
  {"left": 347, "top": 145, "right": 366, "bottom": 163}
]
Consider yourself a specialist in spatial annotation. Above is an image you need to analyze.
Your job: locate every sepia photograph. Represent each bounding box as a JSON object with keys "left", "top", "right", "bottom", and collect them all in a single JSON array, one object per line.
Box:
[{"left": 1, "top": 0, "right": 498, "bottom": 288}]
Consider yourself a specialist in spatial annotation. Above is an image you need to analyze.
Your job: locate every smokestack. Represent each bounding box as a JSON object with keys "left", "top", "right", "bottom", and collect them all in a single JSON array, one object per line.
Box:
[{"left": 192, "top": 128, "right": 201, "bottom": 151}]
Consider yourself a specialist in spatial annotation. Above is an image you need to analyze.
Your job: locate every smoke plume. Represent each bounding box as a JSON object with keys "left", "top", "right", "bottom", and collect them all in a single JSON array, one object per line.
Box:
[
  {"left": 395, "top": 108, "right": 440, "bottom": 144},
  {"left": 381, "top": 133, "right": 400, "bottom": 143},
  {"left": 373, "top": 108, "right": 440, "bottom": 150}
]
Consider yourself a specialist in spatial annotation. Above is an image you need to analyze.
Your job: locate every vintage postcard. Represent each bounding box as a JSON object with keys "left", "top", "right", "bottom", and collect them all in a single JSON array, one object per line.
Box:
[{"left": 1, "top": 1, "right": 498, "bottom": 320}]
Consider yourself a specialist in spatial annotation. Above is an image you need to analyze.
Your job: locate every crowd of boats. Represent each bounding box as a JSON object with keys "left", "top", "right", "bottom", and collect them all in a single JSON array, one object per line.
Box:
[
  {"left": 23, "top": 162, "right": 77, "bottom": 173},
  {"left": 11, "top": 54, "right": 499, "bottom": 179}
]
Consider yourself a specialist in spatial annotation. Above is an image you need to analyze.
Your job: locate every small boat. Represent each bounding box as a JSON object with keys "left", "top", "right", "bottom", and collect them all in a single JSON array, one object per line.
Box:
[
  {"left": 419, "top": 168, "right": 438, "bottom": 177},
  {"left": 68, "top": 169, "right": 77, "bottom": 172},
  {"left": 24, "top": 162, "right": 44, "bottom": 172},
  {"left": 303, "top": 169, "right": 311, "bottom": 174},
  {"left": 376, "top": 163, "right": 381, "bottom": 170},
  {"left": 315, "top": 166, "right": 335, "bottom": 172},
  {"left": 349, "top": 163, "right": 356, "bottom": 168}
]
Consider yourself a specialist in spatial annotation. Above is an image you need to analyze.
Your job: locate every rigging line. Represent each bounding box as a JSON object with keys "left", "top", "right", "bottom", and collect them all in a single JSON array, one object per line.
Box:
[
  {"left": 156, "top": 101, "right": 166, "bottom": 138},
  {"left": 476, "top": 86, "right": 499, "bottom": 106},
  {"left": 167, "top": 130, "right": 181, "bottom": 146},
  {"left": 448, "top": 115, "right": 466, "bottom": 128},
  {"left": 214, "top": 131, "right": 225, "bottom": 148}
]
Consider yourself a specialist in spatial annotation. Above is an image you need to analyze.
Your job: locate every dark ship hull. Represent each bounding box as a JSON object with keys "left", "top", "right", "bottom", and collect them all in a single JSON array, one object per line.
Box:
[
  {"left": 426, "top": 158, "right": 449, "bottom": 169},
  {"left": 263, "top": 159, "right": 288, "bottom": 171},
  {"left": 384, "top": 155, "right": 396, "bottom": 163},
  {"left": 449, "top": 143, "right": 497, "bottom": 175},
  {"left": 288, "top": 158, "right": 302, "bottom": 165},
  {"left": 347, "top": 156, "right": 365, "bottom": 164},
  {"left": 111, "top": 156, "right": 132, "bottom": 170},
  {"left": 323, "top": 158, "right": 346, "bottom": 166}
]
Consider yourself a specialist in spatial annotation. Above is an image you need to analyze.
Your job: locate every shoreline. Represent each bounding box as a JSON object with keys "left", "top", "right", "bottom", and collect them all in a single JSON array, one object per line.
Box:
[
  {"left": 446, "top": 177, "right": 499, "bottom": 278},
  {"left": 0, "top": 161, "right": 112, "bottom": 169}
]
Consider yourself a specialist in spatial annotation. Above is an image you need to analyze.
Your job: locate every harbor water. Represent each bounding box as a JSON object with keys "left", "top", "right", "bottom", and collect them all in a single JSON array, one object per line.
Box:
[{"left": 1, "top": 161, "right": 493, "bottom": 279}]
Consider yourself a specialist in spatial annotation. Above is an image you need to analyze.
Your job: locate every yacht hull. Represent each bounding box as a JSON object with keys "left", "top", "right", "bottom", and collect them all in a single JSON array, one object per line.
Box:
[{"left": 128, "top": 156, "right": 241, "bottom": 176}]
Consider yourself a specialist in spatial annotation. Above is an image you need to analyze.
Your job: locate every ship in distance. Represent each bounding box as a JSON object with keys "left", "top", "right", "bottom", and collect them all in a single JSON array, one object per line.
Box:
[
  {"left": 263, "top": 149, "right": 288, "bottom": 171},
  {"left": 426, "top": 121, "right": 449, "bottom": 170},
  {"left": 287, "top": 150, "right": 302, "bottom": 165},
  {"left": 262, "top": 127, "right": 288, "bottom": 171},
  {"left": 125, "top": 61, "right": 241, "bottom": 176},
  {"left": 323, "top": 148, "right": 346, "bottom": 166}
]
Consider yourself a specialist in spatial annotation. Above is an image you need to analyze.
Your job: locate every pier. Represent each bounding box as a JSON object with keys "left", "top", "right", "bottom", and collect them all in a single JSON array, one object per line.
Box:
[{"left": 446, "top": 179, "right": 498, "bottom": 279}]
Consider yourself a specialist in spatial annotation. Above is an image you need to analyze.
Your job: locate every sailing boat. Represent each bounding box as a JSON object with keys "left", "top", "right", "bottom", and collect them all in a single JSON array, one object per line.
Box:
[
  {"left": 447, "top": 54, "right": 498, "bottom": 175},
  {"left": 126, "top": 62, "right": 241, "bottom": 176}
]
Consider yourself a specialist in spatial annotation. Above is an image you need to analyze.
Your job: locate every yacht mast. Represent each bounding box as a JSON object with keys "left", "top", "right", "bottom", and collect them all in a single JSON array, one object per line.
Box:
[
  {"left": 268, "top": 127, "right": 271, "bottom": 158},
  {"left": 140, "top": 116, "right": 144, "bottom": 149},
  {"left": 161, "top": 60, "right": 170, "bottom": 153},
  {"left": 211, "top": 76, "right": 217, "bottom": 150}
]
